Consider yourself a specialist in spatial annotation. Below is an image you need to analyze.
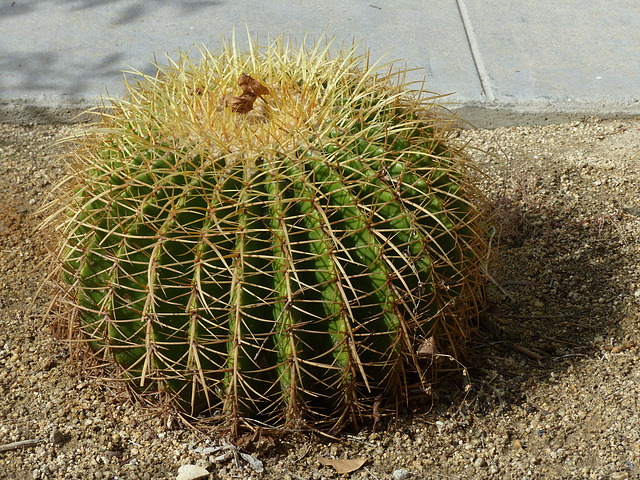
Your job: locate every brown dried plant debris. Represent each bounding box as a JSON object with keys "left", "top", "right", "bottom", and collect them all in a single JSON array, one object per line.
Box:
[{"left": 223, "top": 73, "right": 270, "bottom": 113}]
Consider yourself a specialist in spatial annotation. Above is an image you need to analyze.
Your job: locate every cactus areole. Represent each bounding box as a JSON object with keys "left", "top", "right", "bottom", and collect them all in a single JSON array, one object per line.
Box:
[{"left": 50, "top": 36, "right": 489, "bottom": 432}]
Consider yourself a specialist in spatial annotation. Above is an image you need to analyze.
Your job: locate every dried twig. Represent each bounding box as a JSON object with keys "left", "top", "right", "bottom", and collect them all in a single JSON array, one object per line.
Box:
[
  {"left": 508, "top": 343, "right": 546, "bottom": 362},
  {"left": 0, "top": 439, "right": 44, "bottom": 453}
]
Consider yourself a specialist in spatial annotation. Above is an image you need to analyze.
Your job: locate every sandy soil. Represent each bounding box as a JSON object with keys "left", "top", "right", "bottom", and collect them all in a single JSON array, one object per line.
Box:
[{"left": 0, "top": 117, "right": 639, "bottom": 480}]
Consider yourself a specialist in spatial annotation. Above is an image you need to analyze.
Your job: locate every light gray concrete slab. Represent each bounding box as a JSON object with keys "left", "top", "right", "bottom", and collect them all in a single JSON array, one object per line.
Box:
[
  {"left": 458, "top": 0, "right": 640, "bottom": 126},
  {"left": 0, "top": 0, "right": 483, "bottom": 122},
  {"left": 1, "top": 0, "right": 638, "bottom": 127}
]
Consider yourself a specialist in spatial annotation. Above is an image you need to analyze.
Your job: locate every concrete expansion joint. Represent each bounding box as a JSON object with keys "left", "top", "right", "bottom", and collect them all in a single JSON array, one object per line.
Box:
[{"left": 455, "top": 0, "right": 496, "bottom": 102}]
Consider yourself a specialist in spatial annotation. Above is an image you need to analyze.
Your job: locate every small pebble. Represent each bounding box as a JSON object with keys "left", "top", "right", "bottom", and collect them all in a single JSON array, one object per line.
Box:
[{"left": 393, "top": 468, "right": 410, "bottom": 480}]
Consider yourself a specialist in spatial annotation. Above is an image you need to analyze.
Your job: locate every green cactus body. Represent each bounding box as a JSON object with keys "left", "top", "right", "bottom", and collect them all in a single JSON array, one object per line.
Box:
[{"left": 50, "top": 37, "right": 489, "bottom": 431}]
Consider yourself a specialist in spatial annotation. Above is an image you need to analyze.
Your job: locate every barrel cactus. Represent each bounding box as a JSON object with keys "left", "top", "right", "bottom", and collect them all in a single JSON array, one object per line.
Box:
[{"left": 47, "top": 36, "right": 489, "bottom": 433}]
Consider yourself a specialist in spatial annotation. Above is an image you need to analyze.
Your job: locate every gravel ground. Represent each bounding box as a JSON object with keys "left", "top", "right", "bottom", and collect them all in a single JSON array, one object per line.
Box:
[{"left": 0, "top": 117, "right": 639, "bottom": 480}]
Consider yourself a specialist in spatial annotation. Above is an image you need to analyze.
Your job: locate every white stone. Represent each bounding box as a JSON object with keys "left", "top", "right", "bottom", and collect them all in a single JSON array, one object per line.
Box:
[
  {"left": 176, "top": 464, "right": 209, "bottom": 480},
  {"left": 392, "top": 469, "right": 410, "bottom": 480}
]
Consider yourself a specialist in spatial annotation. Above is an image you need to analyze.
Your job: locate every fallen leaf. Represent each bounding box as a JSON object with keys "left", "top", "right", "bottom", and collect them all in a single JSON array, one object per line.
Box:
[
  {"left": 418, "top": 336, "right": 447, "bottom": 364},
  {"left": 417, "top": 336, "right": 438, "bottom": 357},
  {"left": 239, "top": 452, "right": 264, "bottom": 473},
  {"left": 317, "top": 455, "right": 367, "bottom": 474}
]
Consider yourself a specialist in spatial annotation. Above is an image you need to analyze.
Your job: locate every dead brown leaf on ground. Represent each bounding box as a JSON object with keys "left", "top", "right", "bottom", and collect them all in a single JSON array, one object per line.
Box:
[{"left": 317, "top": 455, "right": 367, "bottom": 474}]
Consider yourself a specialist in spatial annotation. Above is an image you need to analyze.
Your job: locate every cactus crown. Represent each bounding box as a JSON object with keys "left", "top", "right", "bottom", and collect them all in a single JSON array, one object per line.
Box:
[{"left": 47, "top": 35, "right": 489, "bottom": 433}]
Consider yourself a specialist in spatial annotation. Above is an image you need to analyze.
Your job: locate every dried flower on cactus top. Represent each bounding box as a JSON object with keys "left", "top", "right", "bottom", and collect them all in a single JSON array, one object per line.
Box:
[{"left": 224, "top": 73, "right": 270, "bottom": 113}]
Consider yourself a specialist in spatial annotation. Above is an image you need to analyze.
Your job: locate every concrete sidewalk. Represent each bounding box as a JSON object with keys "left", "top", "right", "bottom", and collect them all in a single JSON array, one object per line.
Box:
[{"left": 1, "top": 0, "right": 638, "bottom": 127}]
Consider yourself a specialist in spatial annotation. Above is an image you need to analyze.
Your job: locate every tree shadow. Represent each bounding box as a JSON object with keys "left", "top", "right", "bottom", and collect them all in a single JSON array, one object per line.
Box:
[
  {"left": 1, "top": 0, "right": 224, "bottom": 122},
  {"left": 0, "top": 0, "right": 222, "bottom": 24},
  {"left": 0, "top": 50, "right": 125, "bottom": 99}
]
